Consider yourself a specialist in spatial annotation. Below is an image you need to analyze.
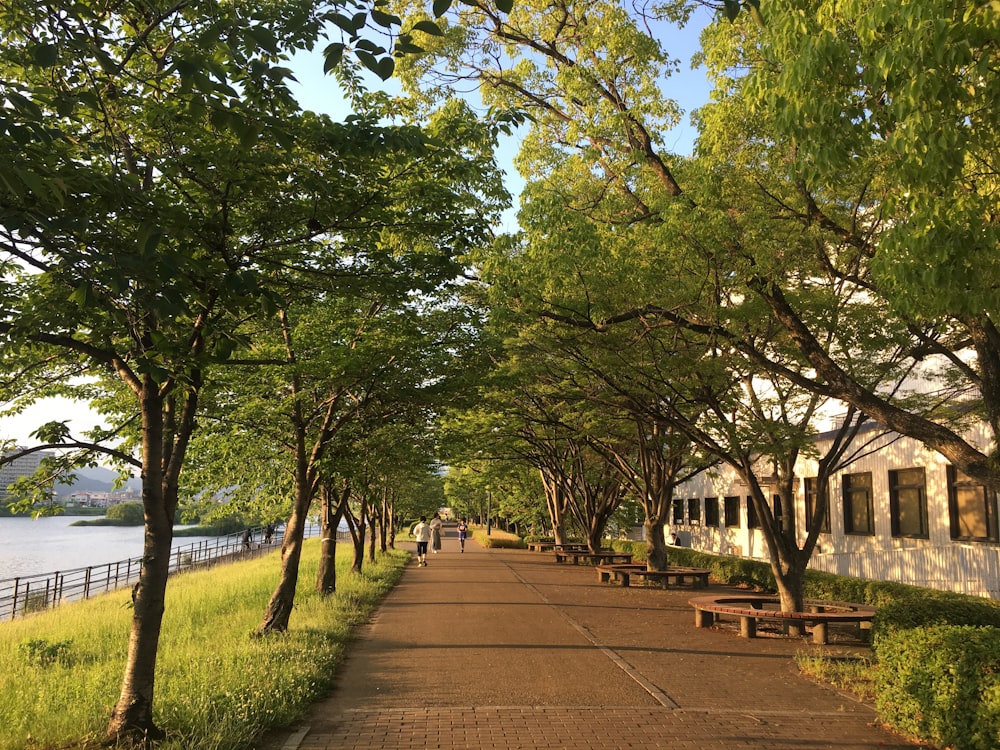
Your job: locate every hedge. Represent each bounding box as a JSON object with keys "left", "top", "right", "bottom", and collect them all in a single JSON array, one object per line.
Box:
[
  {"left": 875, "top": 625, "right": 1000, "bottom": 750},
  {"left": 610, "top": 539, "right": 1000, "bottom": 749}
]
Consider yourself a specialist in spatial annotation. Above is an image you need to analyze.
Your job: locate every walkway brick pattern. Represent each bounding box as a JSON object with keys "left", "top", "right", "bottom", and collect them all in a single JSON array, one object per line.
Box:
[{"left": 261, "top": 532, "right": 921, "bottom": 750}]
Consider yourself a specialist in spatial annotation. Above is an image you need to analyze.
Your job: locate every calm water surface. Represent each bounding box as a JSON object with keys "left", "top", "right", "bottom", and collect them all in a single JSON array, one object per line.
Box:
[{"left": 0, "top": 515, "right": 215, "bottom": 580}]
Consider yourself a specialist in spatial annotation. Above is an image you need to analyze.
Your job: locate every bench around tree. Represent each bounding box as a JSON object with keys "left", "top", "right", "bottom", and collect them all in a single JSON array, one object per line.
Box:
[
  {"left": 596, "top": 563, "right": 711, "bottom": 588},
  {"left": 553, "top": 550, "right": 633, "bottom": 565},
  {"left": 526, "top": 542, "right": 589, "bottom": 552},
  {"left": 688, "top": 594, "right": 877, "bottom": 645}
]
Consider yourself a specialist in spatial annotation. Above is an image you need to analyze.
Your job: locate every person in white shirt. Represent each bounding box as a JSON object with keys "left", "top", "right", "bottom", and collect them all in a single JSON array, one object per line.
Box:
[{"left": 413, "top": 516, "right": 431, "bottom": 567}]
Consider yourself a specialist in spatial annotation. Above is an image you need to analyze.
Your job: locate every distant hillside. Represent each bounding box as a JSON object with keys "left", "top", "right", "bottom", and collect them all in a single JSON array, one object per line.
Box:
[{"left": 55, "top": 466, "right": 143, "bottom": 494}]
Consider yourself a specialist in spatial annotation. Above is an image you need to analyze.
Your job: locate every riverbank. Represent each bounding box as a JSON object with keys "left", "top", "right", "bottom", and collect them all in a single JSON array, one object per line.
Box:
[{"left": 0, "top": 539, "right": 407, "bottom": 750}]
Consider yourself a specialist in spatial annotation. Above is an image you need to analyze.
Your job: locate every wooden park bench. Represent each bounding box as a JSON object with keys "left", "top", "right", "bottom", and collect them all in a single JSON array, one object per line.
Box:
[
  {"left": 596, "top": 564, "right": 710, "bottom": 589},
  {"left": 553, "top": 549, "right": 633, "bottom": 565},
  {"left": 688, "top": 594, "right": 877, "bottom": 645},
  {"left": 526, "top": 541, "right": 589, "bottom": 553}
]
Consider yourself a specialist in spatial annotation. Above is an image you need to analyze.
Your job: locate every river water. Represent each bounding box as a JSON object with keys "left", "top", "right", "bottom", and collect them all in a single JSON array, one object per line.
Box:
[{"left": 0, "top": 515, "right": 217, "bottom": 580}]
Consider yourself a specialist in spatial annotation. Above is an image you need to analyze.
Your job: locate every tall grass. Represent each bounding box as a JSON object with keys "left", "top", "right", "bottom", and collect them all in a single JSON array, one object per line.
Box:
[{"left": 0, "top": 540, "right": 408, "bottom": 750}]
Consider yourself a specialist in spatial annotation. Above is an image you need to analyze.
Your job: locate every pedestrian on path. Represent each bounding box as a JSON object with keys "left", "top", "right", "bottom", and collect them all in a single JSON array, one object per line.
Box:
[
  {"left": 457, "top": 518, "right": 469, "bottom": 552},
  {"left": 413, "top": 516, "right": 431, "bottom": 566},
  {"left": 430, "top": 512, "right": 443, "bottom": 554}
]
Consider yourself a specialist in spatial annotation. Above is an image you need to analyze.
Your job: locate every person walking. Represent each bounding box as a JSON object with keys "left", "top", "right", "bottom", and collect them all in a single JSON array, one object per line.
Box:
[
  {"left": 430, "top": 512, "right": 443, "bottom": 554},
  {"left": 457, "top": 518, "right": 469, "bottom": 553},
  {"left": 413, "top": 516, "right": 431, "bottom": 567}
]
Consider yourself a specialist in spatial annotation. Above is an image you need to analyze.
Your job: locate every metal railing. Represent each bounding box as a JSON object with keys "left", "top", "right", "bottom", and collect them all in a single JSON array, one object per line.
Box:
[{"left": 0, "top": 522, "right": 326, "bottom": 621}]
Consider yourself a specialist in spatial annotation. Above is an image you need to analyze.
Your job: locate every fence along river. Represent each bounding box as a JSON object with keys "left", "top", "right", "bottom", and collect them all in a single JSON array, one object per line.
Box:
[{"left": 0, "top": 519, "right": 322, "bottom": 621}]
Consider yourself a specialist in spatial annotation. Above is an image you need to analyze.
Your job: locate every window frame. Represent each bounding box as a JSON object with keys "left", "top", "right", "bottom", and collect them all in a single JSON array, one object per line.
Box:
[
  {"left": 804, "top": 477, "right": 831, "bottom": 534},
  {"left": 672, "top": 497, "right": 685, "bottom": 524},
  {"left": 889, "top": 467, "right": 929, "bottom": 539},
  {"left": 687, "top": 497, "right": 701, "bottom": 525},
  {"left": 947, "top": 465, "right": 999, "bottom": 543},
  {"left": 705, "top": 497, "right": 719, "bottom": 527},
  {"left": 747, "top": 495, "right": 759, "bottom": 529},
  {"left": 723, "top": 496, "right": 740, "bottom": 527},
  {"left": 842, "top": 472, "right": 875, "bottom": 536}
]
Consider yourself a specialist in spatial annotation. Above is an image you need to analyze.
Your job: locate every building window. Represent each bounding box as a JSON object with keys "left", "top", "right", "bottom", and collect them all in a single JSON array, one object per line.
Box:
[
  {"left": 747, "top": 496, "right": 759, "bottom": 529},
  {"left": 672, "top": 497, "right": 685, "bottom": 524},
  {"left": 843, "top": 472, "right": 874, "bottom": 535},
  {"left": 724, "top": 496, "right": 740, "bottom": 527},
  {"left": 772, "top": 495, "right": 789, "bottom": 532},
  {"left": 688, "top": 498, "right": 701, "bottom": 525},
  {"left": 705, "top": 497, "right": 719, "bottom": 527},
  {"left": 889, "top": 468, "right": 928, "bottom": 538},
  {"left": 948, "top": 466, "right": 999, "bottom": 542},
  {"left": 805, "top": 477, "right": 830, "bottom": 533}
]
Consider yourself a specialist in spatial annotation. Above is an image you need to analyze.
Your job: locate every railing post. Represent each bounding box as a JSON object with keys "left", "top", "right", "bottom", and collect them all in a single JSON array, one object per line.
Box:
[
  {"left": 11, "top": 578, "right": 19, "bottom": 620},
  {"left": 84, "top": 567, "right": 92, "bottom": 600}
]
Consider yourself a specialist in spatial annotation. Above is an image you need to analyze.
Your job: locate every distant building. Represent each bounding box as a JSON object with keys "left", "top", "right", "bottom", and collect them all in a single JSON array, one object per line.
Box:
[{"left": 0, "top": 448, "right": 55, "bottom": 502}]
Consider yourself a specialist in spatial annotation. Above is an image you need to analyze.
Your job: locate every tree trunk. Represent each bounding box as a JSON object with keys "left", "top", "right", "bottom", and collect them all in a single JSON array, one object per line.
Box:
[
  {"left": 644, "top": 516, "right": 668, "bottom": 571},
  {"left": 772, "top": 556, "right": 808, "bottom": 636},
  {"left": 540, "top": 468, "right": 569, "bottom": 544},
  {"left": 105, "top": 503, "right": 173, "bottom": 743},
  {"left": 256, "top": 486, "right": 310, "bottom": 634},
  {"left": 316, "top": 483, "right": 348, "bottom": 595},
  {"left": 105, "top": 380, "right": 192, "bottom": 744}
]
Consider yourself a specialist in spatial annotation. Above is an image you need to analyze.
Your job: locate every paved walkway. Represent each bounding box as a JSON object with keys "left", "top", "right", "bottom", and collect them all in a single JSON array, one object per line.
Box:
[{"left": 259, "top": 529, "right": 921, "bottom": 750}]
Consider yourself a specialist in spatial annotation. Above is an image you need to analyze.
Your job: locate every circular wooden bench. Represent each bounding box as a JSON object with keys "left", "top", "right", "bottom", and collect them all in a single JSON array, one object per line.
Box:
[
  {"left": 689, "top": 594, "right": 877, "bottom": 645},
  {"left": 553, "top": 550, "right": 633, "bottom": 565},
  {"left": 597, "top": 564, "right": 711, "bottom": 589}
]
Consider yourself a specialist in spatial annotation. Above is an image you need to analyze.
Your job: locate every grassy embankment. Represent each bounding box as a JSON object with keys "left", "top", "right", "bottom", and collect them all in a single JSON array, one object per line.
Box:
[{"left": 0, "top": 539, "right": 408, "bottom": 750}]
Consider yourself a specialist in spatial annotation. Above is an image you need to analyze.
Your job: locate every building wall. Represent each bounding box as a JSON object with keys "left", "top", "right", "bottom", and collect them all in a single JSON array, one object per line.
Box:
[
  {"left": 0, "top": 449, "right": 53, "bottom": 500},
  {"left": 668, "top": 424, "right": 1000, "bottom": 599}
]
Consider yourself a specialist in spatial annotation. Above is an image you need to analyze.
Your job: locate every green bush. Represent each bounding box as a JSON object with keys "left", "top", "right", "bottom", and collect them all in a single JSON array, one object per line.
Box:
[
  {"left": 18, "top": 638, "right": 73, "bottom": 667},
  {"left": 104, "top": 502, "right": 145, "bottom": 525},
  {"left": 871, "top": 595, "right": 1000, "bottom": 652},
  {"left": 875, "top": 625, "right": 1000, "bottom": 750}
]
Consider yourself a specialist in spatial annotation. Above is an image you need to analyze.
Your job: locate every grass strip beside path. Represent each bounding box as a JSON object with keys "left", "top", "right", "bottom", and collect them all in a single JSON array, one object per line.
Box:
[{"left": 0, "top": 540, "right": 408, "bottom": 750}]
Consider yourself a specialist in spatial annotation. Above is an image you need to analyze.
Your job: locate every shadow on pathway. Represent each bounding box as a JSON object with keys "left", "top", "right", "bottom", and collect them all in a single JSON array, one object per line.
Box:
[{"left": 258, "top": 530, "right": 922, "bottom": 750}]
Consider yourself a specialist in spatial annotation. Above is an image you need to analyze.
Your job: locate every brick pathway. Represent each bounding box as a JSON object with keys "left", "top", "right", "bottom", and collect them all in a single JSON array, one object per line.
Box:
[{"left": 259, "top": 532, "right": 922, "bottom": 750}]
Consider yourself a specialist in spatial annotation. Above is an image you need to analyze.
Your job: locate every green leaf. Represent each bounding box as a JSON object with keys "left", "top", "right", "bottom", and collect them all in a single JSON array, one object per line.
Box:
[
  {"left": 355, "top": 49, "right": 379, "bottom": 74},
  {"left": 432, "top": 0, "right": 453, "bottom": 17},
  {"left": 395, "top": 40, "right": 425, "bottom": 55},
  {"left": 377, "top": 57, "right": 396, "bottom": 80},
  {"left": 143, "top": 230, "right": 163, "bottom": 256},
  {"left": 412, "top": 20, "right": 444, "bottom": 36},
  {"left": 31, "top": 43, "right": 59, "bottom": 67},
  {"left": 69, "top": 283, "right": 96, "bottom": 308},
  {"left": 324, "top": 43, "right": 345, "bottom": 73},
  {"left": 331, "top": 12, "right": 360, "bottom": 34},
  {"left": 371, "top": 9, "right": 401, "bottom": 28},
  {"left": 495, "top": 0, "right": 513, "bottom": 13}
]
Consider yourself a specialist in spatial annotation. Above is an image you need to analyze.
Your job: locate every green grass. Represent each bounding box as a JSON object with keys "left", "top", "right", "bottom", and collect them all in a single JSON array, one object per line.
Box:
[
  {"left": 0, "top": 540, "right": 408, "bottom": 750},
  {"left": 795, "top": 651, "right": 878, "bottom": 703}
]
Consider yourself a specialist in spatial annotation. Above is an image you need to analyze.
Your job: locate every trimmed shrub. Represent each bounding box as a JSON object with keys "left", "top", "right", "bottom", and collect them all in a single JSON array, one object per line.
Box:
[
  {"left": 871, "top": 595, "right": 1000, "bottom": 653},
  {"left": 875, "top": 625, "right": 1000, "bottom": 750}
]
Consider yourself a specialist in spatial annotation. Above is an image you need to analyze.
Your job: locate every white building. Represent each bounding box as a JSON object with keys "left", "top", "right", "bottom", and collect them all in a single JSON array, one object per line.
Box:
[
  {"left": 0, "top": 448, "right": 55, "bottom": 502},
  {"left": 669, "top": 423, "right": 1000, "bottom": 599}
]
